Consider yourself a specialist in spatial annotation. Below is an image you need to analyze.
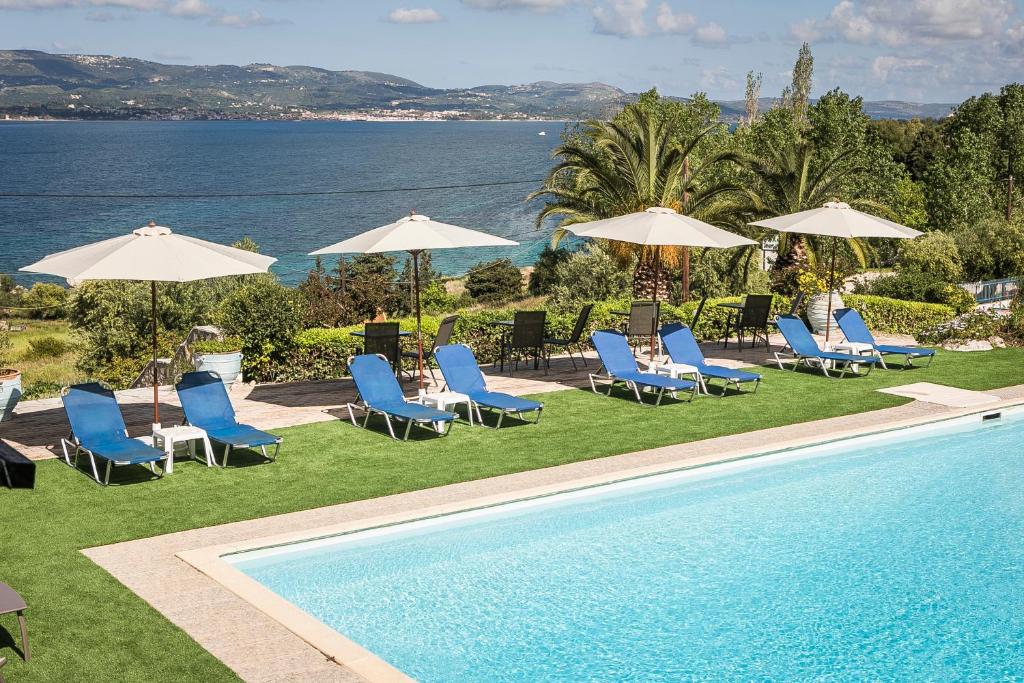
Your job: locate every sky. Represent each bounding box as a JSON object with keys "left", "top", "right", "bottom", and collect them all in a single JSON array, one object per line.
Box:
[{"left": 1, "top": 0, "right": 1023, "bottom": 103}]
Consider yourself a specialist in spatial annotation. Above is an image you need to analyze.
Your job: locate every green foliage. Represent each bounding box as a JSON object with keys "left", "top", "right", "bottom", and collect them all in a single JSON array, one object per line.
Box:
[
  {"left": 528, "top": 246, "right": 572, "bottom": 295},
  {"left": 21, "top": 282, "right": 69, "bottom": 319},
  {"left": 216, "top": 279, "right": 304, "bottom": 382},
  {"left": 465, "top": 259, "right": 523, "bottom": 304},
  {"left": 842, "top": 293, "right": 956, "bottom": 336},
  {"left": 347, "top": 253, "right": 403, "bottom": 321},
  {"left": 0, "top": 328, "right": 10, "bottom": 368},
  {"left": 420, "top": 280, "right": 462, "bottom": 314},
  {"left": 923, "top": 129, "right": 995, "bottom": 231},
  {"left": 548, "top": 244, "right": 630, "bottom": 310},
  {"left": 25, "top": 335, "right": 72, "bottom": 360},
  {"left": 858, "top": 272, "right": 975, "bottom": 314},
  {"left": 896, "top": 231, "right": 963, "bottom": 281},
  {"left": 1004, "top": 289, "right": 1024, "bottom": 342},
  {"left": 953, "top": 213, "right": 1024, "bottom": 281},
  {"left": 191, "top": 336, "right": 243, "bottom": 355},
  {"left": 916, "top": 310, "right": 1003, "bottom": 346}
]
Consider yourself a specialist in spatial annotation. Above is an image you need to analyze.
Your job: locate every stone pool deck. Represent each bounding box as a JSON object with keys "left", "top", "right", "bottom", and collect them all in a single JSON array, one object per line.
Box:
[
  {"left": 81, "top": 384, "right": 1024, "bottom": 683},
  {"left": 0, "top": 331, "right": 916, "bottom": 461}
]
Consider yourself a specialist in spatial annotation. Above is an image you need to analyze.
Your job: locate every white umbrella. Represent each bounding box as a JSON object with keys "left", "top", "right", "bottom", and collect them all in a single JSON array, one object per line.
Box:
[
  {"left": 311, "top": 213, "right": 518, "bottom": 391},
  {"left": 564, "top": 207, "right": 756, "bottom": 358},
  {"left": 22, "top": 221, "right": 277, "bottom": 423},
  {"left": 749, "top": 201, "right": 923, "bottom": 340}
]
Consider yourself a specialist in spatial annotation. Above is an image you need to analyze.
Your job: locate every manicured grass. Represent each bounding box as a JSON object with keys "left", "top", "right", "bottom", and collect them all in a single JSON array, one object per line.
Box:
[{"left": 1, "top": 349, "right": 1023, "bottom": 681}]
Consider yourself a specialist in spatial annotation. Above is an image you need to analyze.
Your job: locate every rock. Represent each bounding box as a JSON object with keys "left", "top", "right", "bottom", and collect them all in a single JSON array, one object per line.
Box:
[
  {"left": 988, "top": 336, "right": 1006, "bottom": 348},
  {"left": 940, "top": 340, "right": 993, "bottom": 352}
]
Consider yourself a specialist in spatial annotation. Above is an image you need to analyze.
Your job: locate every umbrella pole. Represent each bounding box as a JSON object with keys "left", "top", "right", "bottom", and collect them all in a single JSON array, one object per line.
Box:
[
  {"left": 824, "top": 238, "right": 837, "bottom": 343},
  {"left": 151, "top": 280, "right": 160, "bottom": 425},
  {"left": 650, "top": 246, "right": 660, "bottom": 361},
  {"left": 412, "top": 250, "right": 425, "bottom": 393}
]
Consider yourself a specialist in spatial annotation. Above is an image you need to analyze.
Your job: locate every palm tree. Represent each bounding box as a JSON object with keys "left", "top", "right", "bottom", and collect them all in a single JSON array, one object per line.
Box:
[
  {"left": 530, "top": 105, "right": 737, "bottom": 298},
  {"left": 731, "top": 138, "right": 890, "bottom": 272}
]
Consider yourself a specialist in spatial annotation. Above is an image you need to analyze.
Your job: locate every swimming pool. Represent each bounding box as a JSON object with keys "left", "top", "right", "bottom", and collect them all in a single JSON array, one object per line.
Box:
[{"left": 230, "top": 410, "right": 1024, "bottom": 681}]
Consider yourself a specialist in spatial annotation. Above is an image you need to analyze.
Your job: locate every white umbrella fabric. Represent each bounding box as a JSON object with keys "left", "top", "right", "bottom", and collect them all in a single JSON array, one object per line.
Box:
[
  {"left": 564, "top": 207, "right": 756, "bottom": 358},
  {"left": 749, "top": 201, "right": 923, "bottom": 340},
  {"left": 311, "top": 213, "right": 518, "bottom": 390},
  {"left": 22, "top": 221, "right": 277, "bottom": 423}
]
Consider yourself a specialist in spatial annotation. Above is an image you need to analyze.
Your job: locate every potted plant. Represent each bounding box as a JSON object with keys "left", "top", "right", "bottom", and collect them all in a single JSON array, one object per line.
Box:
[
  {"left": 798, "top": 269, "right": 844, "bottom": 335},
  {"left": 192, "top": 336, "right": 245, "bottom": 387},
  {"left": 0, "top": 325, "right": 21, "bottom": 422}
]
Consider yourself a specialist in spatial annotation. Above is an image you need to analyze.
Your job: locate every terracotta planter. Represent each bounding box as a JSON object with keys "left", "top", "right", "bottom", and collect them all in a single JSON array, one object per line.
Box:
[
  {"left": 0, "top": 369, "right": 22, "bottom": 422},
  {"left": 806, "top": 292, "right": 844, "bottom": 335}
]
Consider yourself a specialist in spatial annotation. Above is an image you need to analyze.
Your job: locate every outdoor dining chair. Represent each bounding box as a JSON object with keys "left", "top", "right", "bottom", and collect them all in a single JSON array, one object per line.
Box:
[
  {"left": 360, "top": 322, "right": 403, "bottom": 376},
  {"left": 402, "top": 314, "right": 458, "bottom": 384},
  {"left": 689, "top": 295, "right": 708, "bottom": 330},
  {"left": 544, "top": 303, "right": 593, "bottom": 370},
  {"left": 721, "top": 294, "right": 773, "bottom": 351},
  {"left": 624, "top": 301, "right": 660, "bottom": 357},
  {"left": 505, "top": 310, "right": 547, "bottom": 375}
]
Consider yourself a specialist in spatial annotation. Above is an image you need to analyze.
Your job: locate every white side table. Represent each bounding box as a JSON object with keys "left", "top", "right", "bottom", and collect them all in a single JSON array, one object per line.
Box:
[
  {"left": 152, "top": 425, "right": 214, "bottom": 473},
  {"left": 419, "top": 391, "right": 473, "bottom": 431},
  {"left": 649, "top": 361, "right": 705, "bottom": 394},
  {"left": 830, "top": 341, "right": 876, "bottom": 372}
]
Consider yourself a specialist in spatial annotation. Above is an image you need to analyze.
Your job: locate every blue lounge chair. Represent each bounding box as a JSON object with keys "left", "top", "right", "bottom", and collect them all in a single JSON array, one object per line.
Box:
[
  {"left": 589, "top": 329, "right": 698, "bottom": 405},
  {"left": 60, "top": 383, "right": 166, "bottom": 485},
  {"left": 176, "top": 371, "right": 281, "bottom": 466},
  {"left": 833, "top": 308, "right": 936, "bottom": 369},
  {"left": 434, "top": 344, "right": 543, "bottom": 427},
  {"left": 347, "top": 354, "right": 457, "bottom": 440},
  {"left": 659, "top": 322, "right": 761, "bottom": 395},
  {"left": 774, "top": 315, "right": 879, "bottom": 378}
]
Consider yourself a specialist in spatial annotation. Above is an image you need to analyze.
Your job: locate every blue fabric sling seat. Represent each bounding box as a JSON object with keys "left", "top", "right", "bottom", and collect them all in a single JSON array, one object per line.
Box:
[
  {"left": 774, "top": 315, "right": 879, "bottom": 378},
  {"left": 434, "top": 344, "right": 543, "bottom": 427},
  {"left": 589, "top": 329, "right": 697, "bottom": 405},
  {"left": 60, "top": 382, "right": 166, "bottom": 485},
  {"left": 659, "top": 322, "right": 761, "bottom": 395},
  {"left": 347, "top": 354, "right": 457, "bottom": 440},
  {"left": 176, "top": 371, "right": 281, "bottom": 466},
  {"left": 833, "top": 307, "right": 936, "bottom": 369}
]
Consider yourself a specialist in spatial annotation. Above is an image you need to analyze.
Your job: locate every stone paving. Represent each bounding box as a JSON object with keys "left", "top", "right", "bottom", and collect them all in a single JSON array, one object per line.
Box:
[{"left": 1, "top": 331, "right": 855, "bottom": 461}]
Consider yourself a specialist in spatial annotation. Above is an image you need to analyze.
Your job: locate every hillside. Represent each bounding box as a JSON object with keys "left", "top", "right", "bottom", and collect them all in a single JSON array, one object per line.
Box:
[{"left": 0, "top": 50, "right": 952, "bottom": 122}]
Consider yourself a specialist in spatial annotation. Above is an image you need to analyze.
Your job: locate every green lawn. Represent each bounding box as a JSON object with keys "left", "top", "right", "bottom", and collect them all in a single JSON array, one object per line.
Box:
[{"left": 2, "top": 349, "right": 1023, "bottom": 681}]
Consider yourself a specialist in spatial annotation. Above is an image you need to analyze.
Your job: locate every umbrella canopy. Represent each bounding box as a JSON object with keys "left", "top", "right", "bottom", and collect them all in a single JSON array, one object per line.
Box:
[
  {"left": 748, "top": 201, "right": 922, "bottom": 341},
  {"left": 22, "top": 222, "right": 277, "bottom": 423},
  {"left": 310, "top": 213, "right": 518, "bottom": 391},
  {"left": 565, "top": 207, "right": 756, "bottom": 359}
]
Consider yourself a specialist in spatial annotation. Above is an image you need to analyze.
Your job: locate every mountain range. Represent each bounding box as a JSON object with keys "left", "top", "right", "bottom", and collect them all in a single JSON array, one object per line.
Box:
[{"left": 0, "top": 50, "right": 956, "bottom": 122}]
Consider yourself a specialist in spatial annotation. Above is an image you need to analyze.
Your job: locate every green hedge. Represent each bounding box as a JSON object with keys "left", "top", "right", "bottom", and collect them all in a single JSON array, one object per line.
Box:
[
  {"left": 842, "top": 294, "right": 956, "bottom": 336},
  {"left": 271, "top": 295, "right": 791, "bottom": 381}
]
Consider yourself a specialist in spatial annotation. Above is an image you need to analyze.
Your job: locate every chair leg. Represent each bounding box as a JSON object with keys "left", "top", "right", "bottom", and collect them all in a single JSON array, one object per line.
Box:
[
  {"left": 103, "top": 459, "right": 112, "bottom": 486},
  {"left": 222, "top": 444, "right": 233, "bottom": 467},
  {"left": 17, "top": 611, "right": 29, "bottom": 661}
]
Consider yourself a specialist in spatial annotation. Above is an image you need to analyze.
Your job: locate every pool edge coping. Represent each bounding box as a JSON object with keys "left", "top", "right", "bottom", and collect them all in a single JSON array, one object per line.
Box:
[{"left": 174, "top": 395, "right": 1024, "bottom": 682}]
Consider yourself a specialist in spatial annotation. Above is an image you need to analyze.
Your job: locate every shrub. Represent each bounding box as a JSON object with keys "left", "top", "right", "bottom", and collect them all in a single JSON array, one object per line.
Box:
[
  {"left": 465, "top": 259, "right": 524, "bottom": 304},
  {"left": 548, "top": 244, "right": 630, "bottom": 311},
  {"left": 420, "top": 281, "right": 462, "bottom": 315},
  {"left": 953, "top": 213, "right": 1024, "bottom": 281},
  {"left": 21, "top": 283, "right": 69, "bottom": 320},
  {"left": 916, "top": 310, "right": 1003, "bottom": 346},
  {"left": 528, "top": 246, "right": 572, "bottom": 295},
  {"left": 861, "top": 271, "right": 975, "bottom": 314},
  {"left": 842, "top": 294, "right": 956, "bottom": 336},
  {"left": 217, "top": 279, "right": 305, "bottom": 382},
  {"left": 191, "top": 336, "right": 243, "bottom": 355},
  {"left": 896, "top": 231, "right": 963, "bottom": 281},
  {"left": 26, "top": 335, "right": 72, "bottom": 360},
  {"left": 0, "top": 328, "right": 10, "bottom": 368}
]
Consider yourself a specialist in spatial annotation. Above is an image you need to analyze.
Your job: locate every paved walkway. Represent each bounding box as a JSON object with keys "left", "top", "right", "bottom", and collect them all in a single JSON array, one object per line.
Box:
[
  {"left": 0, "top": 331, "right": 916, "bottom": 461},
  {"left": 83, "top": 386, "right": 1024, "bottom": 683}
]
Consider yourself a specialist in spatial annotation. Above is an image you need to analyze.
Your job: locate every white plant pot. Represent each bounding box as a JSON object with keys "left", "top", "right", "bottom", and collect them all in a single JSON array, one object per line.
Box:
[
  {"left": 806, "top": 292, "right": 844, "bottom": 335},
  {"left": 194, "top": 352, "right": 243, "bottom": 386},
  {"left": 0, "top": 370, "right": 22, "bottom": 422}
]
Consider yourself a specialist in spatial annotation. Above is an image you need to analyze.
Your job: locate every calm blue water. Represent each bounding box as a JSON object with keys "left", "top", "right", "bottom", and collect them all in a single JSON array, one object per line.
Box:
[
  {"left": 234, "top": 414, "right": 1024, "bottom": 681},
  {"left": 0, "top": 121, "right": 561, "bottom": 283}
]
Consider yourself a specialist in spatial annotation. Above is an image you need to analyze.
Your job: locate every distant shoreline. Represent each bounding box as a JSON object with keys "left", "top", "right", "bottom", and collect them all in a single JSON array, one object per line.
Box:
[{"left": 0, "top": 117, "right": 570, "bottom": 124}]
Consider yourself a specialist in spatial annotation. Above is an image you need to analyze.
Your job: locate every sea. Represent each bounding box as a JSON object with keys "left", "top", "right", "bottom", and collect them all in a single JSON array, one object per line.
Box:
[{"left": 0, "top": 120, "right": 565, "bottom": 284}]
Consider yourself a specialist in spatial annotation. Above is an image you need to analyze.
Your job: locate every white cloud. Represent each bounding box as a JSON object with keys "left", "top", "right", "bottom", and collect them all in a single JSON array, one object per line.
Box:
[
  {"left": 209, "top": 10, "right": 282, "bottom": 28},
  {"left": 167, "top": 0, "right": 212, "bottom": 18},
  {"left": 698, "top": 65, "right": 737, "bottom": 91},
  {"left": 872, "top": 55, "right": 932, "bottom": 80},
  {"left": 654, "top": 2, "right": 694, "bottom": 34},
  {"left": 693, "top": 21, "right": 726, "bottom": 45},
  {"left": 461, "top": 0, "right": 576, "bottom": 10},
  {"left": 593, "top": 0, "right": 647, "bottom": 38},
  {"left": 387, "top": 7, "right": 442, "bottom": 23},
  {"left": 0, "top": 0, "right": 288, "bottom": 27}
]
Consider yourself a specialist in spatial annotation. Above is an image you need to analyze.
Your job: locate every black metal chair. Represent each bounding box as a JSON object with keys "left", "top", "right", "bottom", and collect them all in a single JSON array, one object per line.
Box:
[
  {"left": 361, "top": 322, "right": 402, "bottom": 376},
  {"left": 689, "top": 295, "right": 708, "bottom": 330},
  {"left": 624, "top": 301, "right": 660, "bottom": 357},
  {"left": 722, "top": 294, "right": 774, "bottom": 351},
  {"left": 787, "top": 290, "right": 805, "bottom": 316},
  {"left": 505, "top": 311, "right": 547, "bottom": 375},
  {"left": 544, "top": 303, "right": 593, "bottom": 370},
  {"left": 402, "top": 315, "right": 458, "bottom": 384}
]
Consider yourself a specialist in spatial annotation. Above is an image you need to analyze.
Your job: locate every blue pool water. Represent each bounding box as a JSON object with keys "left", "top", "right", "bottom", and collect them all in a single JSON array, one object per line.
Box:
[{"left": 233, "top": 413, "right": 1024, "bottom": 681}]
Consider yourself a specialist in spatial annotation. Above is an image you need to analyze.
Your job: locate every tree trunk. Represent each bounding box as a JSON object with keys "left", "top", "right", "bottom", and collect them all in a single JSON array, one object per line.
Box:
[{"left": 632, "top": 257, "right": 670, "bottom": 300}]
